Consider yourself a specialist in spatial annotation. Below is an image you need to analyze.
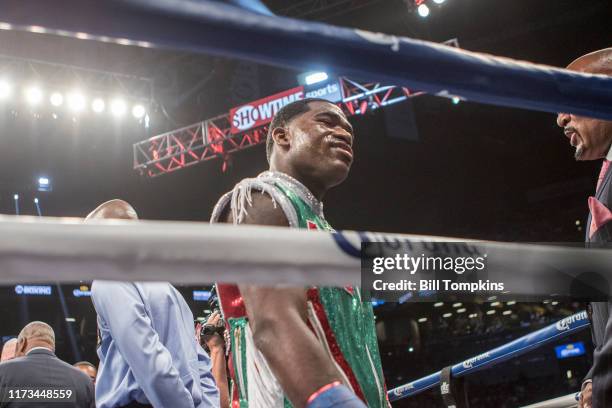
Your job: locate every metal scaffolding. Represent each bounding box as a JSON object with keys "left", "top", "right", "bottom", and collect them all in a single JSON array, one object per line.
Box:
[{"left": 133, "top": 76, "right": 424, "bottom": 177}]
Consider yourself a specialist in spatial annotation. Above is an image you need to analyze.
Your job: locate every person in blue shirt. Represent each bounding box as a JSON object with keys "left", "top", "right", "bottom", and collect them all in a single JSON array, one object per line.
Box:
[{"left": 87, "top": 199, "right": 220, "bottom": 408}]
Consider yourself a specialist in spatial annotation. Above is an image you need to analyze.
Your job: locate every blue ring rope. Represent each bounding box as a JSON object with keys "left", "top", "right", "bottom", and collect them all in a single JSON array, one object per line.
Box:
[
  {"left": 388, "top": 311, "right": 590, "bottom": 401},
  {"left": 0, "top": 0, "right": 611, "bottom": 119}
]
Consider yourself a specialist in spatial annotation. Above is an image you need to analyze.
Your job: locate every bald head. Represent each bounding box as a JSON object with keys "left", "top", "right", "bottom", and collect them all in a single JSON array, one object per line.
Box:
[
  {"left": 16, "top": 321, "right": 55, "bottom": 356},
  {"left": 557, "top": 48, "right": 612, "bottom": 161},
  {"left": 1, "top": 338, "right": 18, "bottom": 361},
  {"left": 74, "top": 361, "right": 98, "bottom": 383},
  {"left": 85, "top": 199, "right": 138, "bottom": 221},
  {"left": 567, "top": 48, "right": 612, "bottom": 75}
]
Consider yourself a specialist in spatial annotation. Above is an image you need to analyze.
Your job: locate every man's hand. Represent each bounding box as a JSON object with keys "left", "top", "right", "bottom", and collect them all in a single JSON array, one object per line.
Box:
[
  {"left": 579, "top": 381, "right": 592, "bottom": 408},
  {"left": 203, "top": 311, "right": 225, "bottom": 351}
]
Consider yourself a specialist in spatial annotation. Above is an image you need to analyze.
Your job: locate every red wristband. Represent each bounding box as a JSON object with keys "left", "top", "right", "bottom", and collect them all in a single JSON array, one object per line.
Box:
[{"left": 307, "top": 381, "right": 342, "bottom": 405}]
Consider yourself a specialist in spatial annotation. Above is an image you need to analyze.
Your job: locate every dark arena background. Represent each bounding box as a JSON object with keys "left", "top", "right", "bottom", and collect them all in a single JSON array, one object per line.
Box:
[{"left": 0, "top": 0, "right": 609, "bottom": 407}]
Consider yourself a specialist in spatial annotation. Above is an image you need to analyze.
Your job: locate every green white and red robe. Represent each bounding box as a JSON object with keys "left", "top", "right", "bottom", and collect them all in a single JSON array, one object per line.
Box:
[{"left": 211, "top": 171, "right": 389, "bottom": 408}]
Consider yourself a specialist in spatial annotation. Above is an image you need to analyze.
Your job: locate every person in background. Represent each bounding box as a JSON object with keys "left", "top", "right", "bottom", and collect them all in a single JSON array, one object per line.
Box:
[
  {"left": 73, "top": 361, "right": 98, "bottom": 385},
  {"left": 557, "top": 48, "right": 612, "bottom": 408},
  {"left": 0, "top": 321, "right": 94, "bottom": 407},
  {"left": 0, "top": 338, "right": 17, "bottom": 362},
  {"left": 88, "top": 199, "right": 219, "bottom": 408}
]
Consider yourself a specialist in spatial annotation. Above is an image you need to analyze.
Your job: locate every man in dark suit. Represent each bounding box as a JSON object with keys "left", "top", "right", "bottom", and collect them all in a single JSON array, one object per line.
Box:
[
  {"left": 0, "top": 321, "right": 95, "bottom": 408},
  {"left": 557, "top": 47, "right": 612, "bottom": 408}
]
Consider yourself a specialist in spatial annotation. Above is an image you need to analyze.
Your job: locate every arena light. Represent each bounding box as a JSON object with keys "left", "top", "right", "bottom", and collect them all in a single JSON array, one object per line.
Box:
[
  {"left": 433, "top": 0, "right": 446, "bottom": 4},
  {"left": 0, "top": 80, "right": 11, "bottom": 99},
  {"left": 304, "top": 71, "right": 328, "bottom": 85},
  {"left": 13, "top": 193, "right": 19, "bottom": 215},
  {"left": 50, "top": 92, "right": 64, "bottom": 107},
  {"left": 433, "top": 302, "right": 443, "bottom": 307},
  {"left": 110, "top": 98, "right": 127, "bottom": 117},
  {"left": 468, "top": 313, "right": 478, "bottom": 319},
  {"left": 67, "top": 91, "right": 86, "bottom": 112},
  {"left": 442, "top": 312, "right": 452, "bottom": 318},
  {"left": 92, "top": 98, "right": 105, "bottom": 113},
  {"left": 417, "top": 4, "right": 430, "bottom": 17},
  {"left": 417, "top": 317, "right": 427, "bottom": 323},
  {"left": 503, "top": 310, "right": 512, "bottom": 316},
  {"left": 490, "top": 301, "right": 500, "bottom": 307},
  {"left": 452, "top": 302, "right": 462, "bottom": 308},
  {"left": 506, "top": 300, "right": 516, "bottom": 306},
  {"left": 486, "top": 310, "right": 496, "bottom": 315},
  {"left": 456, "top": 308, "right": 466, "bottom": 313},
  {"left": 25, "top": 86, "right": 43, "bottom": 105},
  {"left": 132, "top": 104, "right": 146, "bottom": 119}
]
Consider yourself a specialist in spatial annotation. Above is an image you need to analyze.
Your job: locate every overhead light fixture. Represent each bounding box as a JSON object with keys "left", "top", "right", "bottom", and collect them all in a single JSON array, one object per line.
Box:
[
  {"left": 417, "top": 4, "right": 430, "bottom": 17},
  {"left": 506, "top": 300, "right": 516, "bottom": 306},
  {"left": 452, "top": 302, "right": 462, "bottom": 308},
  {"left": 110, "top": 98, "right": 127, "bottom": 117},
  {"left": 50, "top": 92, "right": 64, "bottom": 107},
  {"left": 92, "top": 98, "right": 105, "bottom": 113},
  {"left": 433, "top": 0, "right": 446, "bottom": 4},
  {"left": 0, "top": 80, "right": 11, "bottom": 99},
  {"left": 304, "top": 71, "right": 329, "bottom": 85},
  {"left": 486, "top": 310, "right": 496, "bottom": 315},
  {"left": 503, "top": 310, "right": 512, "bottom": 316},
  {"left": 418, "top": 317, "right": 428, "bottom": 323},
  {"left": 491, "top": 301, "right": 501, "bottom": 307},
  {"left": 67, "top": 91, "right": 86, "bottom": 112},
  {"left": 132, "top": 104, "right": 146, "bottom": 119},
  {"left": 456, "top": 308, "right": 466, "bottom": 313},
  {"left": 443, "top": 312, "right": 452, "bottom": 318},
  {"left": 434, "top": 302, "right": 444, "bottom": 307},
  {"left": 25, "top": 86, "right": 43, "bottom": 105}
]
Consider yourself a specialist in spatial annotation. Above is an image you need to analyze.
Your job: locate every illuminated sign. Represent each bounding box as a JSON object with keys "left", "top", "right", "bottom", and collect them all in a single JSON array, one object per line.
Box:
[
  {"left": 230, "top": 86, "right": 304, "bottom": 134},
  {"left": 193, "top": 290, "right": 211, "bottom": 302},
  {"left": 304, "top": 80, "right": 342, "bottom": 103},
  {"left": 555, "top": 342, "right": 586, "bottom": 359},
  {"left": 14, "top": 285, "right": 52, "bottom": 296},
  {"left": 73, "top": 289, "right": 92, "bottom": 297},
  {"left": 229, "top": 80, "right": 344, "bottom": 134}
]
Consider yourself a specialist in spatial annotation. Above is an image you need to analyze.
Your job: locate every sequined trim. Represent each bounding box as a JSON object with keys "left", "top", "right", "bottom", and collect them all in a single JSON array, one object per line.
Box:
[
  {"left": 306, "top": 288, "right": 366, "bottom": 402},
  {"left": 259, "top": 171, "right": 325, "bottom": 220}
]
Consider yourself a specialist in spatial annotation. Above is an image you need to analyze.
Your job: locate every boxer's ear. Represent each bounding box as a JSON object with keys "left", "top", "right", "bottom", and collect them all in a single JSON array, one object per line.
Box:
[{"left": 272, "top": 127, "right": 290, "bottom": 149}]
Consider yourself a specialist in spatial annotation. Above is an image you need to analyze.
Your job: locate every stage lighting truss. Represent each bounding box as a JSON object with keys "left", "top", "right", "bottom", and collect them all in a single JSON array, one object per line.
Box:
[
  {"left": 0, "top": 54, "right": 152, "bottom": 120},
  {"left": 132, "top": 77, "right": 424, "bottom": 178}
]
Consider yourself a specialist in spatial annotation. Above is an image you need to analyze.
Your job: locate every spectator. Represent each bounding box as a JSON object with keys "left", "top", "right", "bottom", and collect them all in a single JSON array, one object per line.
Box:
[
  {"left": 0, "top": 321, "right": 94, "bottom": 407},
  {"left": 73, "top": 361, "right": 97, "bottom": 384},
  {"left": 0, "top": 338, "right": 17, "bottom": 362}
]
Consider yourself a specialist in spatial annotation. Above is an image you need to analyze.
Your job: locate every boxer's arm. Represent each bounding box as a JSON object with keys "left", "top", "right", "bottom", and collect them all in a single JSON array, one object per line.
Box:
[{"left": 218, "top": 192, "right": 344, "bottom": 408}]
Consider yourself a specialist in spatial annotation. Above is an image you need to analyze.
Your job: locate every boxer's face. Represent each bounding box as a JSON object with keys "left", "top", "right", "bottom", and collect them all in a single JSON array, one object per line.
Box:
[
  {"left": 557, "top": 56, "right": 612, "bottom": 161},
  {"left": 284, "top": 101, "right": 354, "bottom": 188}
]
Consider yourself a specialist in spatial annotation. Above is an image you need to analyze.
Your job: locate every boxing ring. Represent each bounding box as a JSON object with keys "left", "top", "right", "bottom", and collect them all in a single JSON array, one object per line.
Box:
[
  {"left": 388, "top": 311, "right": 589, "bottom": 404},
  {"left": 0, "top": 0, "right": 610, "bottom": 406}
]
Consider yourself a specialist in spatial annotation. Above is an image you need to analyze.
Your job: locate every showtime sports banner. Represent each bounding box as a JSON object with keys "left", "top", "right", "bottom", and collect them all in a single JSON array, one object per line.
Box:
[{"left": 230, "top": 81, "right": 343, "bottom": 134}]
